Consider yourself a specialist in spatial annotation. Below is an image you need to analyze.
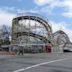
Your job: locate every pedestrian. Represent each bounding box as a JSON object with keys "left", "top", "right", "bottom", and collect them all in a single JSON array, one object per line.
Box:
[{"left": 18, "top": 46, "right": 24, "bottom": 55}]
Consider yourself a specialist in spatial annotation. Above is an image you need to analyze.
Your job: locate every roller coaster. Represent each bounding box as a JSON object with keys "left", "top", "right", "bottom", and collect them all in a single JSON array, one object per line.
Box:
[
  {"left": 53, "top": 30, "right": 70, "bottom": 47},
  {"left": 52, "top": 30, "right": 71, "bottom": 53},
  {"left": 12, "top": 13, "right": 52, "bottom": 53},
  {"left": 11, "top": 13, "right": 71, "bottom": 53}
]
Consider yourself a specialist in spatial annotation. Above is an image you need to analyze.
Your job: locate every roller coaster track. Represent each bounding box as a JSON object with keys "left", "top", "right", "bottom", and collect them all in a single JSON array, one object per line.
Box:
[
  {"left": 53, "top": 30, "right": 70, "bottom": 43},
  {"left": 14, "top": 16, "right": 51, "bottom": 34},
  {"left": 12, "top": 13, "right": 52, "bottom": 44},
  {"left": 53, "top": 30, "right": 71, "bottom": 47},
  {"left": 14, "top": 31, "right": 49, "bottom": 43}
]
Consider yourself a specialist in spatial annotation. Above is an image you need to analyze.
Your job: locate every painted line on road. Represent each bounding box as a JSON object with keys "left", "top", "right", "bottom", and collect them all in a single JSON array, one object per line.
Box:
[{"left": 13, "top": 58, "right": 69, "bottom": 72}]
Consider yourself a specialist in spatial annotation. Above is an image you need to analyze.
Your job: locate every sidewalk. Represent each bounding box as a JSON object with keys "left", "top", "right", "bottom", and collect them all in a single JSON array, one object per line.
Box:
[{"left": 0, "top": 51, "right": 16, "bottom": 55}]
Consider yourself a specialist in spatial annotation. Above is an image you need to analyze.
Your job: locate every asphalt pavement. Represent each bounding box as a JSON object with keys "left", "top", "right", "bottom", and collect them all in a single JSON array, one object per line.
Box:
[{"left": 0, "top": 53, "right": 72, "bottom": 72}]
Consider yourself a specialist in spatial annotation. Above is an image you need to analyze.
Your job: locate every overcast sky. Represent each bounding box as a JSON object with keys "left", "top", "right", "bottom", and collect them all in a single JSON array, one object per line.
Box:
[{"left": 0, "top": 0, "right": 72, "bottom": 42}]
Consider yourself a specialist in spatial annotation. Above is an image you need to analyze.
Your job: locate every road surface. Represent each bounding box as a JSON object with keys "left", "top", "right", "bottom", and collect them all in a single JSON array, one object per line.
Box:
[{"left": 0, "top": 53, "right": 72, "bottom": 72}]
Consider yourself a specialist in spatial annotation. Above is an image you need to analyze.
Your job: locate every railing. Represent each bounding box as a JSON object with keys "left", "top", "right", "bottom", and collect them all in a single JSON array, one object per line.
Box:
[{"left": 16, "top": 12, "right": 48, "bottom": 23}]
